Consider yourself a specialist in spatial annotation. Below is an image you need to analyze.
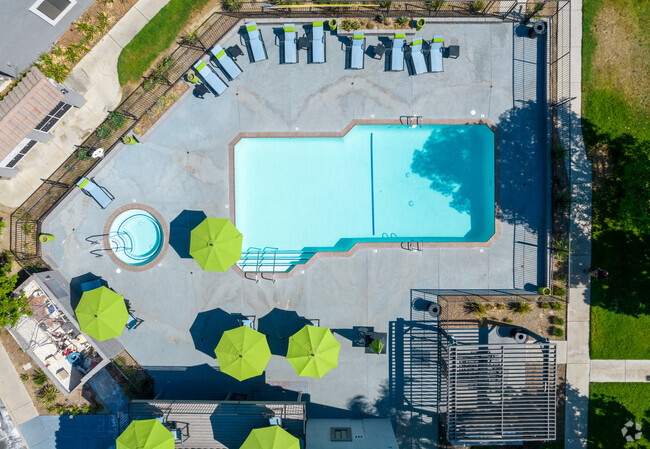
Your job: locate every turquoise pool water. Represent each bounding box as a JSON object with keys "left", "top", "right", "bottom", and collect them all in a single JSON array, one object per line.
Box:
[
  {"left": 234, "top": 124, "right": 495, "bottom": 253},
  {"left": 108, "top": 210, "right": 164, "bottom": 266}
]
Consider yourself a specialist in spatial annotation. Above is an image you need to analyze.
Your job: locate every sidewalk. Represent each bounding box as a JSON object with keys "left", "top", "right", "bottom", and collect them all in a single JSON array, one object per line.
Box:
[
  {"left": 591, "top": 360, "right": 650, "bottom": 382},
  {"left": 0, "top": 0, "right": 171, "bottom": 209},
  {"left": 0, "top": 343, "right": 38, "bottom": 430}
]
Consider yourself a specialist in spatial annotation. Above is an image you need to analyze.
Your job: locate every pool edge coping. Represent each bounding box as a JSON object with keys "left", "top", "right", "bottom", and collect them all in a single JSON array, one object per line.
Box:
[
  {"left": 102, "top": 203, "right": 170, "bottom": 272},
  {"left": 227, "top": 118, "right": 501, "bottom": 279}
]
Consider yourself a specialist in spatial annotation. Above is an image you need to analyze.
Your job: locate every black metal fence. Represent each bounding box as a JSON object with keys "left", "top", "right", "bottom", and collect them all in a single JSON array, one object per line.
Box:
[{"left": 10, "top": 1, "right": 570, "bottom": 272}]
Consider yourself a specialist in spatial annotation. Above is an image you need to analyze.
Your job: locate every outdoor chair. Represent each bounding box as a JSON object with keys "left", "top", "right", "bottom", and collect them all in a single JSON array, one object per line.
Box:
[
  {"left": 349, "top": 31, "right": 365, "bottom": 69},
  {"left": 310, "top": 21, "right": 326, "bottom": 63},
  {"left": 390, "top": 32, "right": 406, "bottom": 71},
  {"left": 170, "top": 428, "right": 184, "bottom": 444},
  {"left": 126, "top": 311, "right": 144, "bottom": 331},
  {"left": 210, "top": 44, "right": 242, "bottom": 81},
  {"left": 193, "top": 60, "right": 228, "bottom": 96},
  {"left": 430, "top": 35, "right": 444, "bottom": 73},
  {"left": 282, "top": 24, "right": 298, "bottom": 64},
  {"left": 76, "top": 178, "right": 114, "bottom": 209},
  {"left": 245, "top": 22, "right": 268, "bottom": 62},
  {"left": 410, "top": 37, "right": 428, "bottom": 75}
]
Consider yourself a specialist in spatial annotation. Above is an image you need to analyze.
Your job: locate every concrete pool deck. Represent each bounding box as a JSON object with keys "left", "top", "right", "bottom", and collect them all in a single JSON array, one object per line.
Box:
[{"left": 41, "top": 19, "right": 548, "bottom": 443}]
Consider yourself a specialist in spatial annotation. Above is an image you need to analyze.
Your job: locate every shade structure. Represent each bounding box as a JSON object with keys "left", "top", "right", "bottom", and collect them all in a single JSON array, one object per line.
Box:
[
  {"left": 286, "top": 325, "right": 341, "bottom": 378},
  {"left": 75, "top": 286, "right": 129, "bottom": 341},
  {"left": 240, "top": 426, "right": 300, "bottom": 449},
  {"left": 215, "top": 325, "right": 272, "bottom": 381},
  {"left": 116, "top": 419, "right": 174, "bottom": 449},
  {"left": 190, "top": 218, "right": 243, "bottom": 271}
]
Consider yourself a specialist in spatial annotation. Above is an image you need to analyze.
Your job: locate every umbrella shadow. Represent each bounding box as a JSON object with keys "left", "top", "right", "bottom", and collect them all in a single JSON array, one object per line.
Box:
[
  {"left": 169, "top": 210, "right": 207, "bottom": 259},
  {"left": 258, "top": 308, "right": 311, "bottom": 356},
  {"left": 190, "top": 308, "right": 244, "bottom": 358}
]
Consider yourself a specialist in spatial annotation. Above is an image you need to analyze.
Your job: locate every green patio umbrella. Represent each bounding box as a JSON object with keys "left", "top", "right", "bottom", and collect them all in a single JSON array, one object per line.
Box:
[
  {"left": 116, "top": 419, "right": 174, "bottom": 449},
  {"left": 215, "top": 325, "right": 272, "bottom": 381},
  {"left": 240, "top": 426, "right": 300, "bottom": 449},
  {"left": 286, "top": 325, "right": 341, "bottom": 378},
  {"left": 190, "top": 218, "right": 243, "bottom": 271},
  {"left": 75, "top": 286, "right": 129, "bottom": 341}
]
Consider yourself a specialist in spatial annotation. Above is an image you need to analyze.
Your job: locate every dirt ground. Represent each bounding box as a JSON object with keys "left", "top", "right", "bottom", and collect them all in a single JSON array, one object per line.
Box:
[
  {"left": 443, "top": 296, "right": 568, "bottom": 340},
  {"left": 342, "top": 17, "right": 412, "bottom": 30},
  {"left": 0, "top": 331, "right": 106, "bottom": 415}
]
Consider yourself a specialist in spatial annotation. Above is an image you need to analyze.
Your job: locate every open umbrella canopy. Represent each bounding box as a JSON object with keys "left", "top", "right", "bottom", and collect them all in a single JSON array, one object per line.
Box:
[
  {"left": 240, "top": 426, "right": 300, "bottom": 449},
  {"left": 116, "top": 419, "right": 174, "bottom": 449},
  {"left": 286, "top": 325, "right": 341, "bottom": 378},
  {"left": 189, "top": 218, "right": 243, "bottom": 271},
  {"left": 75, "top": 286, "right": 128, "bottom": 341},
  {"left": 215, "top": 325, "right": 272, "bottom": 381}
]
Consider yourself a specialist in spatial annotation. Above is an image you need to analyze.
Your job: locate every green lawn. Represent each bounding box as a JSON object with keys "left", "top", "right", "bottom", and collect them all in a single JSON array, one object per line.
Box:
[
  {"left": 589, "top": 383, "right": 650, "bottom": 448},
  {"left": 117, "top": 0, "right": 211, "bottom": 86},
  {"left": 583, "top": 0, "right": 650, "bottom": 359}
]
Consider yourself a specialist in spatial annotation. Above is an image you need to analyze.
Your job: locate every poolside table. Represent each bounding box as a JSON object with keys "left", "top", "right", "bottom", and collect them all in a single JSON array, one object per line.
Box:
[
  {"left": 298, "top": 36, "right": 309, "bottom": 50},
  {"left": 373, "top": 43, "right": 386, "bottom": 59},
  {"left": 447, "top": 45, "right": 460, "bottom": 59},
  {"left": 228, "top": 45, "right": 244, "bottom": 60}
]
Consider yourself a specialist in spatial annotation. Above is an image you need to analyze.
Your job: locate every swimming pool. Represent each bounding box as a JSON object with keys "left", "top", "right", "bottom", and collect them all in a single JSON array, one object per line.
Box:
[
  {"left": 108, "top": 209, "right": 164, "bottom": 266},
  {"left": 233, "top": 124, "right": 495, "bottom": 259}
]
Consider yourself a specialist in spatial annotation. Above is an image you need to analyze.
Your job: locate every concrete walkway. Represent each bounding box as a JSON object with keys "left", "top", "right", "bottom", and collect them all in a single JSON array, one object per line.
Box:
[
  {"left": 0, "top": 0, "right": 171, "bottom": 209},
  {"left": 590, "top": 360, "right": 650, "bottom": 382},
  {"left": 0, "top": 344, "right": 38, "bottom": 426},
  {"left": 564, "top": 0, "right": 592, "bottom": 447}
]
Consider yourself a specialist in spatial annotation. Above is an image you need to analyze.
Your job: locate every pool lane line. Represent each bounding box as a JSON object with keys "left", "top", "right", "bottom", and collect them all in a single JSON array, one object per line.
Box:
[{"left": 370, "top": 133, "right": 376, "bottom": 236}]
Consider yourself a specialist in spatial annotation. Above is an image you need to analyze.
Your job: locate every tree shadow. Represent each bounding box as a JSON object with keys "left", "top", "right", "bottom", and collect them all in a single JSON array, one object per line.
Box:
[
  {"left": 258, "top": 308, "right": 310, "bottom": 356},
  {"left": 168, "top": 210, "right": 207, "bottom": 259},
  {"left": 189, "top": 308, "right": 242, "bottom": 358},
  {"left": 588, "top": 390, "right": 639, "bottom": 448}
]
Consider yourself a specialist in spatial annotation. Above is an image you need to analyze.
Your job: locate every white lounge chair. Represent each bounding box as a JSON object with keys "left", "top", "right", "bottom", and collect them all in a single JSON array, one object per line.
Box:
[
  {"left": 210, "top": 44, "right": 242, "bottom": 81},
  {"left": 76, "top": 178, "right": 113, "bottom": 209},
  {"left": 430, "top": 35, "right": 444, "bottom": 73},
  {"left": 311, "top": 21, "right": 325, "bottom": 63},
  {"left": 245, "top": 22, "right": 268, "bottom": 62},
  {"left": 410, "top": 37, "right": 428, "bottom": 75},
  {"left": 350, "top": 31, "right": 365, "bottom": 69},
  {"left": 283, "top": 24, "right": 297, "bottom": 64},
  {"left": 390, "top": 32, "right": 406, "bottom": 71},
  {"left": 193, "top": 60, "right": 228, "bottom": 96}
]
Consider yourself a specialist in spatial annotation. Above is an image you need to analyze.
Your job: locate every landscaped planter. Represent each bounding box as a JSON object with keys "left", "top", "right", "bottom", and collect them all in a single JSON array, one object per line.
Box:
[
  {"left": 186, "top": 72, "right": 199, "bottom": 84},
  {"left": 122, "top": 136, "right": 137, "bottom": 145},
  {"left": 416, "top": 18, "right": 426, "bottom": 31},
  {"left": 39, "top": 234, "right": 55, "bottom": 243},
  {"left": 538, "top": 286, "right": 551, "bottom": 296},
  {"left": 329, "top": 18, "right": 338, "bottom": 32}
]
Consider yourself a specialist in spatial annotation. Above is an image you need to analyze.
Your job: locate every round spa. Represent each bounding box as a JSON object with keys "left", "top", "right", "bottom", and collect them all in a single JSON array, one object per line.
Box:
[{"left": 108, "top": 209, "right": 164, "bottom": 266}]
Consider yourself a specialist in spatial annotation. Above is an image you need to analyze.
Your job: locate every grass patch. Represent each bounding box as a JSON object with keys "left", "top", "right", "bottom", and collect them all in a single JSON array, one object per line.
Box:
[
  {"left": 117, "top": 0, "right": 210, "bottom": 86},
  {"left": 589, "top": 383, "right": 650, "bottom": 448},
  {"left": 583, "top": 0, "right": 650, "bottom": 359}
]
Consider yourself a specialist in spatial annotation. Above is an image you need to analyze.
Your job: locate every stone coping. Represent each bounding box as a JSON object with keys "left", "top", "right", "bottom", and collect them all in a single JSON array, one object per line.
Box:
[
  {"left": 102, "top": 203, "right": 169, "bottom": 272},
  {"left": 227, "top": 118, "right": 501, "bottom": 279}
]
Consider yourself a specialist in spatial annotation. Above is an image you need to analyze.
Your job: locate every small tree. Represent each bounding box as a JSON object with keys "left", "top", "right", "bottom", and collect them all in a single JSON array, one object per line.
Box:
[{"left": 0, "top": 252, "right": 32, "bottom": 329}]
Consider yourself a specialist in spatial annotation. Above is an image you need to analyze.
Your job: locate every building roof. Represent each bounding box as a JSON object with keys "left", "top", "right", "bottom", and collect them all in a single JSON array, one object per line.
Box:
[{"left": 0, "top": 66, "right": 64, "bottom": 159}]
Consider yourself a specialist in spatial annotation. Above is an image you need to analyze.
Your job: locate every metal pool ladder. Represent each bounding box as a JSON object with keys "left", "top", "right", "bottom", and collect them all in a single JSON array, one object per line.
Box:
[{"left": 400, "top": 115, "right": 422, "bottom": 128}]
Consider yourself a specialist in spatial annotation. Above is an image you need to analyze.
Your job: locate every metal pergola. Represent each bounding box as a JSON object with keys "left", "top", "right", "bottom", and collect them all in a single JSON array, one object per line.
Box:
[{"left": 438, "top": 329, "right": 557, "bottom": 445}]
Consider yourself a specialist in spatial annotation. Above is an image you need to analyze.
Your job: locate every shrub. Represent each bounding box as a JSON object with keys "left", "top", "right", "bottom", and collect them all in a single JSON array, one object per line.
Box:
[
  {"left": 20, "top": 374, "right": 29, "bottom": 381},
  {"left": 68, "top": 405, "right": 81, "bottom": 416},
  {"left": 469, "top": 1, "right": 484, "bottom": 12},
  {"left": 397, "top": 16, "right": 409, "bottom": 26},
  {"left": 502, "top": 317, "right": 513, "bottom": 324},
  {"left": 554, "top": 286, "right": 567, "bottom": 297},
  {"left": 76, "top": 20, "right": 97, "bottom": 42},
  {"left": 469, "top": 302, "right": 486, "bottom": 316},
  {"left": 496, "top": 303, "right": 507, "bottom": 310},
  {"left": 552, "top": 316, "right": 565, "bottom": 326},
  {"left": 552, "top": 326, "right": 564, "bottom": 338},
  {"left": 98, "top": 12, "right": 110, "bottom": 33},
  {"left": 51, "top": 46, "right": 63, "bottom": 56},
  {"left": 514, "top": 302, "right": 533, "bottom": 314},
  {"left": 540, "top": 302, "right": 550, "bottom": 309},
  {"left": 56, "top": 405, "right": 68, "bottom": 415},
  {"left": 81, "top": 404, "right": 92, "bottom": 414},
  {"left": 39, "top": 385, "right": 59, "bottom": 406},
  {"left": 426, "top": 0, "right": 444, "bottom": 8},
  {"left": 551, "top": 302, "right": 564, "bottom": 311},
  {"left": 32, "top": 370, "right": 48, "bottom": 386},
  {"left": 95, "top": 123, "right": 112, "bottom": 140},
  {"left": 222, "top": 0, "right": 242, "bottom": 11},
  {"left": 485, "top": 303, "right": 495, "bottom": 310},
  {"left": 76, "top": 147, "right": 91, "bottom": 160},
  {"left": 378, "top": 0, "right": 392, "bottom": 7},
  {"left": 341, "top": 19, "right": 360, "bottom": 31},
  {"left": 182, "top": 30, "right": 199, "bottom": 45},
  {"left": 108, "top": 111, "right": 127, "bottom": 129}
]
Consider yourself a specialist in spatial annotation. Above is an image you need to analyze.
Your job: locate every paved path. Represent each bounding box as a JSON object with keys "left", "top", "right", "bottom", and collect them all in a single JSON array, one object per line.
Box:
[
  {"left": 0, "top": 343, "right": 38, "bottom": 448},
  {"left": 590, "top": 360, "right": 650, "bottom": 382},
  {"left": 565, "top": 0, "right": 592, "bottom": 446},
  {"left": 0, "top": 0, "right": 171, "bottom": 209}
]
